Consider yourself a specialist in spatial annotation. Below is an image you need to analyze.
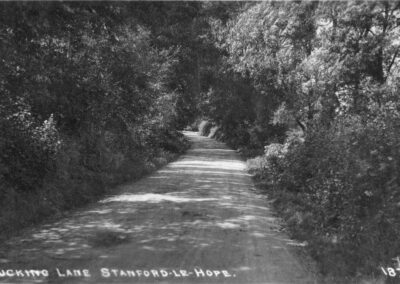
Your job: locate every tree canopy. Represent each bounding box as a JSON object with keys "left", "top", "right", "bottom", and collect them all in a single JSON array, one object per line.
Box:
[{"left": 1, "top": 1, "right": 400, "bottom": 280}]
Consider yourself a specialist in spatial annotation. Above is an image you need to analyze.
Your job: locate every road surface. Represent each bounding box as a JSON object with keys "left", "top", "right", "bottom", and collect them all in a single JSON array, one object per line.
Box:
[{"left": 0, "top": 131, "right": 317, "bottom": 284}]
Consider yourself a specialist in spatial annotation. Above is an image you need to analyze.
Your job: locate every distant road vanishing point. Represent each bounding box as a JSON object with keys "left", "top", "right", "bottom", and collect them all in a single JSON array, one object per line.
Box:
[{"left": 0, "top": 131, "right": 317, "bottom": 284}]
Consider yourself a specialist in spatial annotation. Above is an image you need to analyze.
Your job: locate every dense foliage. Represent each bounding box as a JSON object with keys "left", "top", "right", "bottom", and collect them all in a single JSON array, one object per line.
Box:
[
  {"left": 199, "top": 1, "right": 400, "bottom": 280},
  {"left": 0, "top": 2, "right": 191, "bottom": 235},
  {"left": 1, "top": 1, "right": 400, "bottom": 280}
]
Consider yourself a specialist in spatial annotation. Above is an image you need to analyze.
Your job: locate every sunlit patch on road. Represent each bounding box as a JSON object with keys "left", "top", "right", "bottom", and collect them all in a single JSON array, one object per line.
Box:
[{"left": 100, "top": 194, "right": 217, "bottom": 204}]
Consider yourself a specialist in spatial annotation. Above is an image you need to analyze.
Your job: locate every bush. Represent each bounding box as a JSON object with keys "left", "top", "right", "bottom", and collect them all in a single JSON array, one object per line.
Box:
[
  {"left": 185, "top": 118, "right": 201, "bottom": 131},
  {"left": 198, "top": 120, "right": 213, "bottom": 136},
  {"left": 251, "top": 111, "right": 400, "bottom": 279},
  {"left": 247, "top": 143, "right": 286, "bottom": 180},
  {"left": 0, "top": 108, "right": 61, "bottom": 192},
  {"left": 208, "top": 126, "right": 221, "bottom": 139}
]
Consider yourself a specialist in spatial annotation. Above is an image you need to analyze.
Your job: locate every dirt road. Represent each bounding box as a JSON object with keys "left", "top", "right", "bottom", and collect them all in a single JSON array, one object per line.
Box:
[{"left": 0, "top": 131, "right": 317, "bottom": 284}]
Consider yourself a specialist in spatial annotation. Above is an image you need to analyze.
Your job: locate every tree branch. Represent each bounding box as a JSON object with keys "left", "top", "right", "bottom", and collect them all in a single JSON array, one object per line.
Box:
[
  {"left": 386, "top": 47, "right": 400, "bottom": 77},
  {"left": 296, "top": 118, "right": 306, "bottom": 132}
]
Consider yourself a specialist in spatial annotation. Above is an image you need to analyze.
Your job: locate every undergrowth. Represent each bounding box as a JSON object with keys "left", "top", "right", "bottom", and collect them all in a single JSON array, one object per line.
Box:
[
  {"left": 0, "top": 129, "right": 190, "bottom": 240},
  {"left": 246, "top": 114, "right": 400, "bottom": 282}
]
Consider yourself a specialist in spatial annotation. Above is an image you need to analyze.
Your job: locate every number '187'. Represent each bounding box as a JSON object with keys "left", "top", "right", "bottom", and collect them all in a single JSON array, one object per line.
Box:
[{"left": 381, "top": 267, "right": 400, "bottom": 277}]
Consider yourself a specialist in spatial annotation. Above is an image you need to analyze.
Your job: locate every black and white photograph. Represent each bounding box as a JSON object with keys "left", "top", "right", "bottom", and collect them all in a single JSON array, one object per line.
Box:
[{"left": 0, "top": 1, "right": 399, "bottom": 283}]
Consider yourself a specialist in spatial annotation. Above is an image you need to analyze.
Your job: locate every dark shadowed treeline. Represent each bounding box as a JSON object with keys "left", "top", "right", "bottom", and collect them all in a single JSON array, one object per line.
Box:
[
  {"left": 198, "top": 1, "right": 400, "bottom": 281},
  {"left": 0, "top": 2, "right": 198, "bottom": 236}
]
